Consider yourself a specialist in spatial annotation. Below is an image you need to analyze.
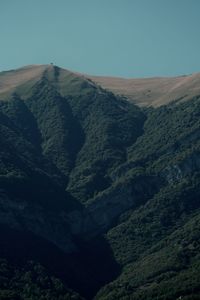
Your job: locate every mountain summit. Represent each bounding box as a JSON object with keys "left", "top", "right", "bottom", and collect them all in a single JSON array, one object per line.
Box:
[
  {"left": 2, "top": 64, "right": 200, "bottom": 107},
  {"left": 0, "top": 65, "right": 200, "bottom": 299}
]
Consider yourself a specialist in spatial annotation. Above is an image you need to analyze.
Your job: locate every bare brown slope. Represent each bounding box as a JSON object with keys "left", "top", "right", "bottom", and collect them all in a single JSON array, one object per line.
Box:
[
  {"left": 1, "top": 65, "right": 200, "bottom": 107},
  {"left": 0, "top": 65, "right": 97, "bottom": 100},
  {"left": 0, "top": 65, "right": 49, "bottom": 96},
  {"left": 87, "top": 73, "right": 200, "bottom": 107}
]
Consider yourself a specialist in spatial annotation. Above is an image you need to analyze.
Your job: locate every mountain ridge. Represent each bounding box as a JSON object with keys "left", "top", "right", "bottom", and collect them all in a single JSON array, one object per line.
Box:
[
  {"left": 2, "top": 64, "right": 200, "bottom": 107},
  {"left": 0, "top": 64, "right": 200, "bottom": 299},
  {"left": 86, "top": 72, "right": 200, "bottom": 107}
]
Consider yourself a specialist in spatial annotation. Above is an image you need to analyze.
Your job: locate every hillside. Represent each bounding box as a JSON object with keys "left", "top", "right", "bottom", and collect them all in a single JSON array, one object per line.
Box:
[
  {"left": 0, "top": 65, "right": 199, "bottom": 299},
  {"left": 87, "top": 73, "right": 200, "bottom": 107}
]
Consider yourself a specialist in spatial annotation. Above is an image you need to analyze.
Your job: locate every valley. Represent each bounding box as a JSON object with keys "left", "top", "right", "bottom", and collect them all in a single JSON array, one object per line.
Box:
[{"left": 0, "top": 65, "right": 199, "bottom": 299}]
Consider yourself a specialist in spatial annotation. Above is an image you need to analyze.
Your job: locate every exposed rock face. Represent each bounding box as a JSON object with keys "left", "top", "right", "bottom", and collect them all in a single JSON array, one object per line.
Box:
[{"left": 162, "top": 153, "right": 200, "bottom": 184}]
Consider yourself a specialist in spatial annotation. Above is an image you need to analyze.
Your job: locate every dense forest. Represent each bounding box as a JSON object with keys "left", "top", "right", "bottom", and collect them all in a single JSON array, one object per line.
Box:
[{"left": 0, "top": 65, "right": 199, "bottom": 299}]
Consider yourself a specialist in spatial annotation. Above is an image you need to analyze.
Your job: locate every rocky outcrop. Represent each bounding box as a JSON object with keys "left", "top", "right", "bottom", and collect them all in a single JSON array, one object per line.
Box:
[{"left": 162, "top": 152, "right": 200, "bottom": 184}]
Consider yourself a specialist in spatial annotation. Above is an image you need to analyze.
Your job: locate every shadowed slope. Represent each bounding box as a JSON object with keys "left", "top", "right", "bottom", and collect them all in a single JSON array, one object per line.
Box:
[{"left": 1, "top": 65, "right": 200, "bottom": 299}]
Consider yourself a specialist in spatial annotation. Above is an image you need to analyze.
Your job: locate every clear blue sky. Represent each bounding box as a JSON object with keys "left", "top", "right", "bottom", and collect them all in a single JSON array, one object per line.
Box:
[{"left": 1, "top": 0, "right": 200, "bottom": 77}]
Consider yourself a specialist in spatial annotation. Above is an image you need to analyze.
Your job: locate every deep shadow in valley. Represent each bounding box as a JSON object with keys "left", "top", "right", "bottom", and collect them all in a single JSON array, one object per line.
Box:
[{"left": 0, "top": 224, "right": 121, "bottom": 299}]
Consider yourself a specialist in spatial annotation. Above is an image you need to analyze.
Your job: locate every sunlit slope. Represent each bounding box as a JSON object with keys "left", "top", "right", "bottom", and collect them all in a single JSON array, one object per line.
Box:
[{"left": 87, "top": 72, "right": 200, "bottom": 107}]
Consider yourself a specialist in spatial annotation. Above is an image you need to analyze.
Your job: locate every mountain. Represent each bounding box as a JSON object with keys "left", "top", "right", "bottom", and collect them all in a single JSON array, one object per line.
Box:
[
  {"left": 87, "top": 72, "right": 200, "bottom": 107},
  {"left": 0, "top": 64, "right": 200, "bottom": 300}
]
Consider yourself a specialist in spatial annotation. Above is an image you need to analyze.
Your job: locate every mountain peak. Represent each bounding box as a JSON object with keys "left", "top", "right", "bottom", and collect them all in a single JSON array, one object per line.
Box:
[
  {"left": 0, "top": 63, "right": 200, "bottom": 299},
  {"left": 0, "top": 64, "right": 95, "bottom": 100},
  {"left": 1, "top": 65, "right": 200, "bottom": 107}
]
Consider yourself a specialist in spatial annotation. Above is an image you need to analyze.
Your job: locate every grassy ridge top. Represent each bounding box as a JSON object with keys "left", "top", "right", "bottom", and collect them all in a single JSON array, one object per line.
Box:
[
  {"left": 1, "top": 64, "right": 200, "bottom": 107},
  {"left": 87, "top": 72, "right": 200, "bottom": 107}
]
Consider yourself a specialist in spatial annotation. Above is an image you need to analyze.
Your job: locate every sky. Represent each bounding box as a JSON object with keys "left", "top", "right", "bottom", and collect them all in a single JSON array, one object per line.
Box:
[{"left": 0, "top": 0, "right": 200, "bottom": 78}]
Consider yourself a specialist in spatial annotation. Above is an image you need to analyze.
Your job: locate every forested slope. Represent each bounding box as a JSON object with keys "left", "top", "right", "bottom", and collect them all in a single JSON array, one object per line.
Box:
[{"left": 0, "top": 65, "right": 199, "bottom": 299}]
